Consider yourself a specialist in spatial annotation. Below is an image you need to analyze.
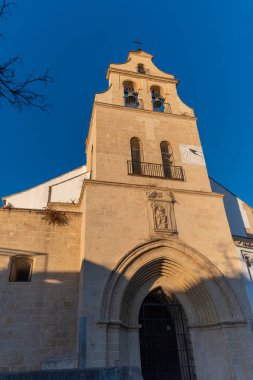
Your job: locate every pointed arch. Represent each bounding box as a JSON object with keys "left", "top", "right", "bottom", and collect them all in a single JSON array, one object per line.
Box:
[
  {"left": 99, "top": 238, "right": 245, "bottom": 328},
  {"left": 139, "top": 287, "right": 196, "bottom": 379}
]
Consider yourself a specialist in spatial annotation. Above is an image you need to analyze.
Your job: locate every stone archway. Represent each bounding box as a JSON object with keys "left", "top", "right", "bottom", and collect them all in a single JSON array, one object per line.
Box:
[{"left": 99, "top": 238, "right": 245, "bottom": 377}]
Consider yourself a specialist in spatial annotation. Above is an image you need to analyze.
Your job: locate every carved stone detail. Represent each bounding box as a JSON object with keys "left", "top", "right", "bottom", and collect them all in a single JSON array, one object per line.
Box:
[
  {"left": 154, "top": 205, "right": 168, "bottom": 230},
  {"left": 146, "top": 190, "right": 177, "bottom": 235},
  {"left": 150, "top": 201, "right": 177, "bottom": 234},
  {"left": 146, "top": 191, "right": 163, "bottom": 199},
  {"left": 168, "top": 191, "right": 176, "bottom": 203}
]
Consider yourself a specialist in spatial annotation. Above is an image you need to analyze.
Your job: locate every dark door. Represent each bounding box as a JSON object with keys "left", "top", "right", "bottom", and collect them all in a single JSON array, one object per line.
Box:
[{"left": 139, "top": 289, "right": 195, "bottom": 380}]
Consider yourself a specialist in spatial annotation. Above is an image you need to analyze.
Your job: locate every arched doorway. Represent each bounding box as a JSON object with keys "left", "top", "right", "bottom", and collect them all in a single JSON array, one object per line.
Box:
[
  {"left": 99, "top": 239, "right": 245, "bottom": 377},
  {"left": 139, "top": 288, "right": 196, "bottom": 380}
]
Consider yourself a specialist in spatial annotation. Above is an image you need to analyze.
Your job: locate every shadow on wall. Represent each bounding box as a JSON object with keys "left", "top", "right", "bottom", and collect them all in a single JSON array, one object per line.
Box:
[
  {"left": 1, "top": 240, "right": 253, "bottom": 379},
  {"left": 78, "top": 239, "right": 253, "bottom": 380},
  {"left": 0, "top": 248, "right": 80, "bottom": 373},
  {"left": 0, "top": 367, "right": 143, "bottom": 380}
]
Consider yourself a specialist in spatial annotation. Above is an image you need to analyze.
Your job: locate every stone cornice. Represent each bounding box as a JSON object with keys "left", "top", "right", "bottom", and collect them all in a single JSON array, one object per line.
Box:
[
  {"left": 0, "top": 247, "right": 46, "bottom": 257},
  {"left": 0, "top": 206, "right": 82, "bottom": 215},
  {"left": 93, "top": 101, "right": 197, "bottom": 121},
  {"left": 107, "top": 67, "right": 178, "bottom": 85},
  {"left": 82, "top": 178, "right": 224, "bottom": 199},
  {"left": 233, "top": 235, "right": 253, "bottom": 247}
]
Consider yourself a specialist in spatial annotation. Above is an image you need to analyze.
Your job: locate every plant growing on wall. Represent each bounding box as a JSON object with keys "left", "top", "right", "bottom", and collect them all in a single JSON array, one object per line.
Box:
[{"left": 41, "top": 206, "right": 68, "bottom": 226}]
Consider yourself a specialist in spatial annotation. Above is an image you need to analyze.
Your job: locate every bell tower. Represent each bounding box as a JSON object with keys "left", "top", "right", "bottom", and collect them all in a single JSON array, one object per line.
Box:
[
  {"left": 80, "top": 50, "right": 250, "bottom": 379},
  {"left": 85, "top": 49, "right": 211, "bottom": 192}
]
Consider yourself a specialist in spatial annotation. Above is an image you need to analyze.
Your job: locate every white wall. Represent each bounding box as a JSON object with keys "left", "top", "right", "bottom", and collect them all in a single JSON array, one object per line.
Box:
[
  {"left": 210, "top": 178, "right": 247, "bottom": 237},
  {"left": 2, "top": 166, "right": 89, "bottom": 210}
]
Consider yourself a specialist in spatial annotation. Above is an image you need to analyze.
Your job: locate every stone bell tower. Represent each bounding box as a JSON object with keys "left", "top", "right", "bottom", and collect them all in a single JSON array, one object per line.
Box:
[
  {"left": 85, "top": 49, "right": 210, "bottom": 192},
  {"left": 79, "top": 50, "right": 253, "bottom": 379}
]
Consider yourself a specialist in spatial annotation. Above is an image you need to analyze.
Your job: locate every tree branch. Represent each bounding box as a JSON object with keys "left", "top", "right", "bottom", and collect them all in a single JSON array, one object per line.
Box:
[
  {"left": 0, "top": 1, "right": 53, "bottom": 112},
  {"left": 0, "top": 57, "right": 53, "bottom": 111},
  {"left": 0, "top": 0, "right": 14, "bottom": 20}
]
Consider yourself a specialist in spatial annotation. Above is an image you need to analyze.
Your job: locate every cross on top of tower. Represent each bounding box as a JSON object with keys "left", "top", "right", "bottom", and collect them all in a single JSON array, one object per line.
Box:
[{"left": 133, "top": 39, "right": 144, "bottom": 51}]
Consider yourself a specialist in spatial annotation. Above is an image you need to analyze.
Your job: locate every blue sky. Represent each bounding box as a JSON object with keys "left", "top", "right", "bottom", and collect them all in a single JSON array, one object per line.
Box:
[{"left": 1, "top": 0, "right": 253, "bottom": 204}]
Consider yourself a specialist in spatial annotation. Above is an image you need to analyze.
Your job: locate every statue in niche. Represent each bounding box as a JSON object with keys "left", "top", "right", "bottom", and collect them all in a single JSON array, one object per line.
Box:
[{"left": 155, "top": 205, "right": 168, "bottom": 229}]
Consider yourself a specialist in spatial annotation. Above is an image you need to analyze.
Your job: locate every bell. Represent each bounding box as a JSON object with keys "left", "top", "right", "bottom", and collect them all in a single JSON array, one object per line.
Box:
[
  {"left": 153, "top": 96, "right": 162, "bottom": 108},
  {"left": 125, "top": 91, "right": 137, "bottom": 105},
  {"left": 137, "top": 65, "right": 145, "bottom": 74}
]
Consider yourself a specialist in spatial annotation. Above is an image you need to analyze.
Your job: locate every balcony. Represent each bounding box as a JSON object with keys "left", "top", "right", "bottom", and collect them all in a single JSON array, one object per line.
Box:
[{"left": 127, "top": 161, "right": 185, "bottom": 181}]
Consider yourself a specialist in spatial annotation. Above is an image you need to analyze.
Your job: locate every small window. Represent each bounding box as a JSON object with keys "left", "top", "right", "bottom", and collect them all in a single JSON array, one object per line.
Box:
[
  {"left": 123, "top": 81, "right": 138, "bottom": 108},
  {"left": 151, "top": 86, "right": 164, "bottom": 112},
  {"left": 9, "top": 256, "right": 33, "bottom": 282},
  {"left": 137, "top": 63, "right": 146, "bottom": 74}
]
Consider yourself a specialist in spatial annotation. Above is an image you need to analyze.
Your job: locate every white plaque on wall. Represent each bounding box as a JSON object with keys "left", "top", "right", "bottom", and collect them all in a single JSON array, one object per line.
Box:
[{"left": 180, "top": 145, "right": 206, "bottom": 166}]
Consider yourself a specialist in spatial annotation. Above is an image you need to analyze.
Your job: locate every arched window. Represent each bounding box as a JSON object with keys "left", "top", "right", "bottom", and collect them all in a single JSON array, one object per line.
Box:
[
  {"left": 9, "top": 256, "right": 33, "bottom": 282},
  {"left": 151, "top": 85, "right": 164, "bottom": 112},
  {"left": 161, "top": 141, "right": 173, "bottom": 178},
  {"left": 123, "top": 81, "right": 138, "bottom": 108},
  {"left": 130, "top": 137, "right": 142, "bottom": 174},
  {"left": 137, "top": 63, "right": 145, "bottom": 74}
]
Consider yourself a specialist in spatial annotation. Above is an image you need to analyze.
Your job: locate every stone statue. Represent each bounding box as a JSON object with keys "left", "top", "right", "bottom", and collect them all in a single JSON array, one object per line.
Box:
[{"left": 155, "top": 205, "right": 167, "bottom": 229}]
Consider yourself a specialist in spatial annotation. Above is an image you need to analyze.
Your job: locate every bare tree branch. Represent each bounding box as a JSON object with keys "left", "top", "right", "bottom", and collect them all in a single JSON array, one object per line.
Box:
[
  {"left": 0, "top": 0, "right": 14, "bottom": 19},
  {"left": 0, "top": 0, "right": 53, "bottom": 112}
]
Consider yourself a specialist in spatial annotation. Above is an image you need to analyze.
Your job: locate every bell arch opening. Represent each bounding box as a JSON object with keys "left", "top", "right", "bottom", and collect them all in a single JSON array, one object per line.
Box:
[
  {"left": 123, "top": 80, "right": 138, "bottom": 108},
  {"left": 139, "top": 287, "right": 196, "bottom": 380}
]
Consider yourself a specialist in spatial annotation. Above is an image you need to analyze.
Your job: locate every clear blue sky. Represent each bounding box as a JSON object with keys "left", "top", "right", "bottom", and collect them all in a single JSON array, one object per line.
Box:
[{"left": 1, "top": 0, "right": 253, "bottom": 204}]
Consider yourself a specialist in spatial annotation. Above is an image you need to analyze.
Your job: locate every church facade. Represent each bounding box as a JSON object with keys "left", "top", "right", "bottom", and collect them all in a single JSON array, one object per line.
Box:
[{"left": 1, "top": 50, "right": 253, "bottom": 380}]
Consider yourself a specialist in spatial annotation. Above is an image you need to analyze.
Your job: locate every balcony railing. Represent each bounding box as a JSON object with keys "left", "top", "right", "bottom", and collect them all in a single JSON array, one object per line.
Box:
[{"left": 127, "top": 161, "right": 185, "bottom": 181}]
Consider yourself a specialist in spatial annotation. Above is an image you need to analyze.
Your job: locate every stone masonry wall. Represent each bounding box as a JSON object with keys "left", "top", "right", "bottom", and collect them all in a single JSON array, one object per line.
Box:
[
  {"left": 0, "top": 207, "right": 82, "bottom": 372},
  {"left": 0, "top": 366, "right": 143, "bottom": 380}
]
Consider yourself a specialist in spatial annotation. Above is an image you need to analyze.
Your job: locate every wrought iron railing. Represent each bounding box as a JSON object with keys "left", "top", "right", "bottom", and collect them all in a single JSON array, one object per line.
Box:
[{"left": 127, "top": 161, "right": 185, "bottom": 181}]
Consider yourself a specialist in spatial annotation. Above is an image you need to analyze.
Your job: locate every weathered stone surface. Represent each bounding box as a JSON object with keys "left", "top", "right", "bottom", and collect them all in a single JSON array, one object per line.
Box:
[{"left": 0, "top": 367, "right": 143, "bottom": 380}]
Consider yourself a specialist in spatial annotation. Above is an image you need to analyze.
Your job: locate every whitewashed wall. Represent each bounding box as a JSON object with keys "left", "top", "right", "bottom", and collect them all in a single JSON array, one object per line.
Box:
[
  {"left": 2, "top": 166, "right": 89, "bottom": 210},
  {"left": 210, "top": 178, "right": 248, "bottom": 237}
]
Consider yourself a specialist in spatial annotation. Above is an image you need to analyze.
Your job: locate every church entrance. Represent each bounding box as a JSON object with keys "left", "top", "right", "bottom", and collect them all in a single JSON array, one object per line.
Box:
[{"left": 139, "top": 289, "right": 196, "bottom": 380}]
